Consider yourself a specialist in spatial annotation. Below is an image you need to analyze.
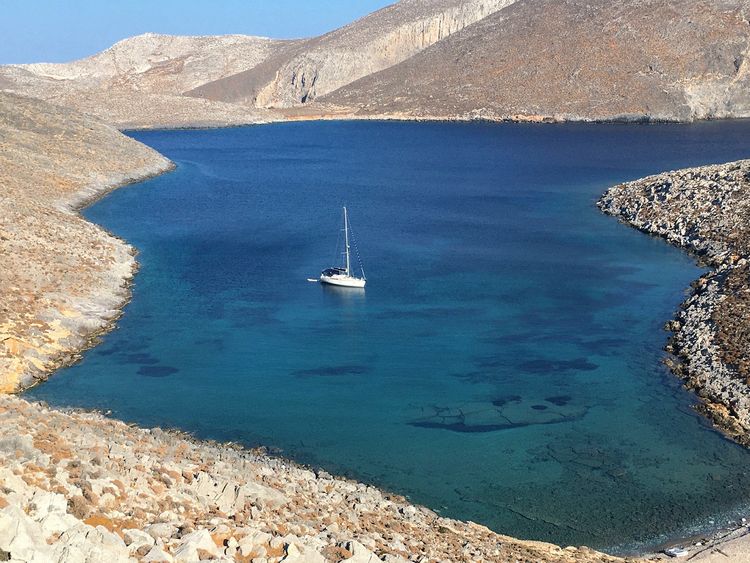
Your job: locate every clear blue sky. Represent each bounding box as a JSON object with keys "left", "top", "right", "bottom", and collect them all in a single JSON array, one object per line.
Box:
[{"left": 0, "top": 0, "right": 395, "bottom": 64}]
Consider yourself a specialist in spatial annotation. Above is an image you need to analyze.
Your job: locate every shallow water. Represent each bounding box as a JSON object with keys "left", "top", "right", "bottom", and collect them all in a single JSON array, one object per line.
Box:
[{"left": 28, "top": 120, "right": 750, "bottom": 552}]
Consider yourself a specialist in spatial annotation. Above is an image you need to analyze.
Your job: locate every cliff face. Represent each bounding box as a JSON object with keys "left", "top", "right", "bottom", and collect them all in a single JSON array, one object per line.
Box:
[
  {"left": 0, "top": 92, "right": 172, "bottom": 393},
  {"left": 323, "top": 0, "right": 750, "bottom": 121},
  {"left": 0, "top": 33, "right": 288, "bottom": 128},
  {"left": 187, "top": 0, "right": 517, "bottom": 108}
]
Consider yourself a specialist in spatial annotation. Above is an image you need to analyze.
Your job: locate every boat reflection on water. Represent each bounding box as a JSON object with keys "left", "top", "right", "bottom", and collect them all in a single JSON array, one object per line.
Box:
[{"left": 321, "top": 282, "right": 366, "bottom": 304}]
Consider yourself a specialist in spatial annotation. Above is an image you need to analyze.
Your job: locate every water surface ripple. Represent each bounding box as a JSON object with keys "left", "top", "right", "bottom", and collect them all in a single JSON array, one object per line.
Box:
[{"left": 28, "top": 121, "right": 750, "bottom": 552}]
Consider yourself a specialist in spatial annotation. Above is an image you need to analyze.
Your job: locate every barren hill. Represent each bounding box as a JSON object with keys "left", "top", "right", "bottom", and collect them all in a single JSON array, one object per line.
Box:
[
  {"left": 322, "top": 0, "right": 750, "bottom": 121},
  {"left": 186, "top": 0, "right": 517, "bottom": 107},
  {"left": 0, "top": 33, "right": 291, "bottom": 128},
  {"left": 2, "top": 0, "right": 749, "bottom": 126},
  {"left": 0, "top": 91, "right": 171, "bottom": 393}
]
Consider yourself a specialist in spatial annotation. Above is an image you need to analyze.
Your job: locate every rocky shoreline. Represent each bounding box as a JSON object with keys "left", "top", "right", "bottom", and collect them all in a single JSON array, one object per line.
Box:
[
  {"left": 0, "top": 394, "right": 626, "bottom": 562},
  {"left": 598, "top": 159, "right": 750, "bottom": 445},
  {"left": 0, "top": 91, "right": 173, "bottom": 394}
]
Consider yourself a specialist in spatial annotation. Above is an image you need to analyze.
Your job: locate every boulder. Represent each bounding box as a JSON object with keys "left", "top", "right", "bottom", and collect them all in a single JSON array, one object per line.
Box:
[
  {"left": 142, "top": 545, "right": 174, "bottom": 562},
  {"left": 173, "top": 529, "right": 221, "bottom": 562},
  {"left": 52, "top": 523, "right": 132, "bottom": 562},
  {"left": 123, "top": 528, "right": 156, "bottom": 556},
  {"left": 0, "top": 504, "right": 52, "bottom": 563},
  {"left": 341, "top": 540, "right": 381, "bottom": 563},
  {"left": 144, "top": 522, "right": 178, "bottom": 540},
  {"left": 280, "top": 541, "right": 326, "bottom": 563}
]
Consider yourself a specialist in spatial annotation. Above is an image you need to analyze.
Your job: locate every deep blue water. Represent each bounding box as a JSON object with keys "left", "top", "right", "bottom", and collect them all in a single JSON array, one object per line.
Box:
[{"left": 28, "top": 121, "right": 750, "bottom": 552}]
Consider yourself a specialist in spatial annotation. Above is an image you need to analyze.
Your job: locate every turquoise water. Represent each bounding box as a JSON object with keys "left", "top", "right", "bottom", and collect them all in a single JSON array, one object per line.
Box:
[{"left": 28, "top": 121, "right": 750, "bottom": 552}]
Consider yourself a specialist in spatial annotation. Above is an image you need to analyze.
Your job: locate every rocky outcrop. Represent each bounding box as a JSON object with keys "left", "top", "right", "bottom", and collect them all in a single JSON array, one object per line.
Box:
[
  {"left": 188, "top": 0, "right": 517, "bottom": 108},
  {"left": 0, "top": 394, "right": 626, "bottom": 562},
  {"left": 0, "top": 91, "right": 173, "bottom": 393},
  {"left": 0, "top": 33, "right": 287, "bottom": 128},
  {"left": 598, "top": 160, "right": 750, "bottom": 444},
  {"left": 323, "top": 0, "right": 750, "bottom": 122}
]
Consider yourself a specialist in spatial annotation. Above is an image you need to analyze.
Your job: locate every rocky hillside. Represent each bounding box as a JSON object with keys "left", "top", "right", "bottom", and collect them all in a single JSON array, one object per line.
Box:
[
  {"left": 0, "top": 394, "right": 626, "bottom": 562},
  {"left": 599, "top": 160, "right": 750, "bottom": 445},
  {"left": 323, "top": 0, "right": 750, "bottom": 121},
  {"left": 2, "top": 0, "right": 749, "bottom": 125},
  {"left": 0, "top": 92, "right": 172, "bottom": 393},
  {"left": 187, "top": 0, "right": 516, "bottom": 108},
  {"left": 0, "top": 33, "right": 289, "bottom": 128}
]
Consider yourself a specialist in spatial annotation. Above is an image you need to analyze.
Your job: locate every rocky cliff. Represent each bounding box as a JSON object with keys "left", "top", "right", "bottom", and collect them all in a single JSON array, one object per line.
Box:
[
  {"left": 187, "top": 0, "right": 517, "bottom": 108},
  {"left": 0, "top": 92, "right": 172, "bottom": 393},
  {"left": 323, "top": 0, "right": 750, "bottom": 122}
]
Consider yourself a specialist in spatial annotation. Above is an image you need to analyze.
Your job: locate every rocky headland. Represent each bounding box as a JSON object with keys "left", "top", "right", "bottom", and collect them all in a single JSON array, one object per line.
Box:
[
  {"left": 598, "top": 160, "right": 750, "bottom": 444},
  {"left": 0, "top": 91, "right": 172, "bottom": 394}
]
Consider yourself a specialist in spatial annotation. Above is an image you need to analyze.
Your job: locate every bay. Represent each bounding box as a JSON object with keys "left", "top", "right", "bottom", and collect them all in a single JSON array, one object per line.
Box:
[{"left": 28, "top": 120, "right": 750, "bottom": 552}]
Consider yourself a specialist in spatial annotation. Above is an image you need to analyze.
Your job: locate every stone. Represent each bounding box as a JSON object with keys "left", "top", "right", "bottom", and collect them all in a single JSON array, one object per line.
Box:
[
  {"left": 142, "top": 545, "right": 174, "bottom": 562},
  {"left": 38, "top": 512, "right": 79, "bottom": 537},
  {"left": 173, "top": 529, "right": 221, "bottom": 562},
  {"left": 0, "top": 505, "right": 52, "bottom": 562},
  {"left": 144, "top": 522, "right": 178, "bottom": 540},
  {"left": 340, "top": 540, "right": 381, "bottom": 563},
  {"left": 280, "top": 541, "right": 326, "bottom": 563},
  {"left": 52, "top": 523, "right": 132, "bottom": 563},
  {"left": 124, "top": 528, "right": 156, "bottom": 555}
]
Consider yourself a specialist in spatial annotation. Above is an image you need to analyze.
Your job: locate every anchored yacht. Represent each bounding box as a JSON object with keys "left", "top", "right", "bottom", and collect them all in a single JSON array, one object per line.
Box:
[{"left": 320, "top": 207, "right": 366, "bottom": 288}]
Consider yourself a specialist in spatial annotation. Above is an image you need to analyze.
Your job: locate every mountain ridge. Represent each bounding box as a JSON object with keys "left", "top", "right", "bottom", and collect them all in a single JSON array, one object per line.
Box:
[
  {"left": 1, "top": 0, "right": 749, "bottom": 127},
  {"left": 321, "top": 0, "right": 750, "bottom": 122}
]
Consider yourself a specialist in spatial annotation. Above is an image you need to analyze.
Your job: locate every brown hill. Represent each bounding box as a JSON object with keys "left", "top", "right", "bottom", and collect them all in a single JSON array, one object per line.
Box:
[
  {"left": 186, "top": 0, "right": 517, "bottom": 108},
  {"left": 322, "top": 0, "right": 750, "bottom": 121},
  {"left": 2, "top": 0, "right": 748, "bottom": 126},
  {"left": 0, "top": 33, "right": 290, "bottom": 128},
  {"left": 0, "top": 92, "right": 171, "bottom": 392}
]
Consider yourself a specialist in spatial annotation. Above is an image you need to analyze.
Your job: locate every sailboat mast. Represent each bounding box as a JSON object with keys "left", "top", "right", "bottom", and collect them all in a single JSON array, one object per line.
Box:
[{"left": 343, "top": 206, "right": 351, "bottom": 276}]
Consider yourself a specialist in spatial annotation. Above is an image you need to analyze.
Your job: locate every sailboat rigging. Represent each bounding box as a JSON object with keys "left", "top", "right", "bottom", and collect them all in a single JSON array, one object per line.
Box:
[{"left": 320, "top": 207, "right": 367, "bottom": 288}]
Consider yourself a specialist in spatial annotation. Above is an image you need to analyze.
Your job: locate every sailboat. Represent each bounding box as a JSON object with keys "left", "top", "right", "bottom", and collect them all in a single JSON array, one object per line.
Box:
[{"left": 320, "top": 207, "right": 367, "bottom": 288}]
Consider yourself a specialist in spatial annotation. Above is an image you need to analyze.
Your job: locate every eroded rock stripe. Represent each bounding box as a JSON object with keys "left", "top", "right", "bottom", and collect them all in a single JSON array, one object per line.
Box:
[{"left": 598, "top": 159, "right": 750, "bottom": 444}]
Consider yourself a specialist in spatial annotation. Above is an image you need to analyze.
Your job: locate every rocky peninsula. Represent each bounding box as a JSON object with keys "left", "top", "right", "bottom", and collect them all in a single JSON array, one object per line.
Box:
[
  {"left": 598, "top": 160, "right": 750, "bottom": 445},
  {"left": 0, "top": 91, "right": 172, "bottom": 393}
]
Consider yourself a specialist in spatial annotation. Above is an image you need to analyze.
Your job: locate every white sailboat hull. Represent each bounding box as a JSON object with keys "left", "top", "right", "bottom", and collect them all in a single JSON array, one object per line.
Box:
[
  {"left": 320, "top": 273, "right": 366, "bottom": 288},
  {"left": 319, "top": 207, "right": 366, "bottom": 288}
]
